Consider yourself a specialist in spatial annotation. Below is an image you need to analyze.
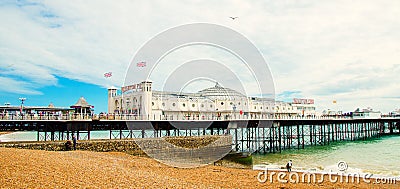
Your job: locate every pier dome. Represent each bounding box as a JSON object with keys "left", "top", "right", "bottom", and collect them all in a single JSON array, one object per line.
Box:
[{"left": 198, "top": 83, "right": 246, "bottom": 100}]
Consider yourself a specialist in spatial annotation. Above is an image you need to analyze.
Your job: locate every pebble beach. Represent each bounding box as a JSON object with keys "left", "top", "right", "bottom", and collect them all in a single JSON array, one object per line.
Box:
[{"left": 1, "top": 147, "right": 398, "bottom": 188}]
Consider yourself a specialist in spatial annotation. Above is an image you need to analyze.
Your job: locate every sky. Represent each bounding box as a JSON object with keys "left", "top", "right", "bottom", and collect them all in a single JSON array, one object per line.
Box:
[{"left": 0, "top": 0, "right": 399, "bottom": 113}]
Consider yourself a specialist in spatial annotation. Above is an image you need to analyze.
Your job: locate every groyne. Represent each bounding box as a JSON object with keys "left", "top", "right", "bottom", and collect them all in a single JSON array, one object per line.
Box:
[{"left": 0, "top": 135, "right": 229, "bottom": 157}]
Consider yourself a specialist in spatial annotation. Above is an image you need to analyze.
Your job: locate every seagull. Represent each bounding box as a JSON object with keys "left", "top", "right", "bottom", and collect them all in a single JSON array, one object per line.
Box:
[{"left": 229, "top": 16, "right": 238, "bottom": 20}]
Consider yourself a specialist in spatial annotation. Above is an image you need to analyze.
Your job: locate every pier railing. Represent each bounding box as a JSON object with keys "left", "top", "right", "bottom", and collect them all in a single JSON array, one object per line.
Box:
[{"left": 1, "top": 113, "right": 399, "bottom": 121}]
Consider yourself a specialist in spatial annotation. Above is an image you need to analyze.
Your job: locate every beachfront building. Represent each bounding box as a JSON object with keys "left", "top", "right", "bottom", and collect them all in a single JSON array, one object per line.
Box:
[
  {"left": 352, "top": 108, "right": 381, "bottom": 119},
  {"left": 0, "top": 102, "right": 73, "bottom": 119},
  {"left": 273, "top": 99, "right": 317, "bottom": 118},
  {"left": 389, "top": 109, "right": 400, "bottom": 117},
  {"left": 69, "top": 96, "right": 94, "bottom": 119},
  {"left": 107, "top": 81, "right": 317, "bottom": 120},
  {"left": 108, "top": 81, "right": 276, "bottom": 120},
  {"left": 290, "top": 98, "right": 317, "bottom": 117},
  {"left": 70, "top": 97, "right": 93, "bottom": 115}
]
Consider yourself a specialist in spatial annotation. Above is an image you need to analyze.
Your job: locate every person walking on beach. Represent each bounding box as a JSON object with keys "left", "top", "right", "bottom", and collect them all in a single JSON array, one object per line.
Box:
[
  {"left": 72, "top": 134, "right": 77, "bottom": 150},
  {"left": 286, "top": 160, "right": 292, "bottom": 172}
]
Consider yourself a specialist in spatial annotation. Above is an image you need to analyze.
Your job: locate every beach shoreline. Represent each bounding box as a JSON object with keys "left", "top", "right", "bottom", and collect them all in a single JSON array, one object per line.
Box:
[{"left": 0, "top": 147, "right": 398, "bottom": 188}]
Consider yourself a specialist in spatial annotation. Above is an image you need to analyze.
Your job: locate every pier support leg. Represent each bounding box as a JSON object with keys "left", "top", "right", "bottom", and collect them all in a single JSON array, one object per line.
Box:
[{"left": 278, "top": 126, "right": 281, "bottom": 153}]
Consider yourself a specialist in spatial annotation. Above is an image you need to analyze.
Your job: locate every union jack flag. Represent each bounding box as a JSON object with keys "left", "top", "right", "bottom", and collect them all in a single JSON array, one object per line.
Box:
[
  {"left": 137, "top": 61, "right": 146, "bottom": 67},
  {"left": 104, "top": 72, "right": 112, "bottom": 78}
]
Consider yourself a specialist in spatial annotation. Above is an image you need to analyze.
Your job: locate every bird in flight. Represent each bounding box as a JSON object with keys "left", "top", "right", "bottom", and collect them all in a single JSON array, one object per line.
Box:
[{"left": 229, "top": 16, "right": 238, "bottom": 20}]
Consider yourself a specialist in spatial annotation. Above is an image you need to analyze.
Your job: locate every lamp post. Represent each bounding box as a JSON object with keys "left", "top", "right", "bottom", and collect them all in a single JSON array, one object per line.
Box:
[{"left": 19, "top": 97, "right": 26, "bottom": 115}]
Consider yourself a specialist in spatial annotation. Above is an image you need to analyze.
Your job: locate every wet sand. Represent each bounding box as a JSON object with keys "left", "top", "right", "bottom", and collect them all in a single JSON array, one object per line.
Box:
[{"left": 0, "top": 147, "right": 398, "bottom": 188}]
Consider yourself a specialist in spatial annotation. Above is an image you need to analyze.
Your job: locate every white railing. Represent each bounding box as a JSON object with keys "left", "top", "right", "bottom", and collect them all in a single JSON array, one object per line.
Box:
[{"left": 1, "top": 113, "right": 397, "bottom": 121}]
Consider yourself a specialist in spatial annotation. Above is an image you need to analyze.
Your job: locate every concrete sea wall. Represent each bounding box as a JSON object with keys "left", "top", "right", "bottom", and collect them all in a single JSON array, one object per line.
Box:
[{"left": 0, "top": 135, "right": 231, "bottom": 157}]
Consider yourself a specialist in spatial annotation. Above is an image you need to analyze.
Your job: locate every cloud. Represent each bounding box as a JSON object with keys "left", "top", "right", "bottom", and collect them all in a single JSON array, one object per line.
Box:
[
  {"left": 277, "top": 91, "right": 302, "bottom": 102},
  {"left": 0, "top": 76, "right": 42, "bottom": 95}
]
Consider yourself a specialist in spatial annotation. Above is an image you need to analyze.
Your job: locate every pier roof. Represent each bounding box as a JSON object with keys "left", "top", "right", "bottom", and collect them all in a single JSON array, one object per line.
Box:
[
  {"left": 198, "top": 82, "right": 246, "bottom": 100},
  {"left": 70, "top": 97, "right": 92, "bottom": 108}
]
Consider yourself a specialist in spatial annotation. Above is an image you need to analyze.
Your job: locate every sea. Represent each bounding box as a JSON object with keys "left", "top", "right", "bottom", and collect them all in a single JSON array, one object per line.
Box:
[{"left": 1, "top": 130, "right": 399, "bottom": 177}]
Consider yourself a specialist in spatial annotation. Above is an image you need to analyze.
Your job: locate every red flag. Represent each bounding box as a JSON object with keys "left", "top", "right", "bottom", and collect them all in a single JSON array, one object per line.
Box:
[
  {"left": 104, "top": 72, "right": 112, "bottom": 78},
  {"left": 137, "top": 61, "right": 146, "bottom": 67}
]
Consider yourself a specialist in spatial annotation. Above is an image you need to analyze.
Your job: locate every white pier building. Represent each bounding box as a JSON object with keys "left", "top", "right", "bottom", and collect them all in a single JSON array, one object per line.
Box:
[{"left": 107, "top": 81, "right": 316, "bottom": 120}]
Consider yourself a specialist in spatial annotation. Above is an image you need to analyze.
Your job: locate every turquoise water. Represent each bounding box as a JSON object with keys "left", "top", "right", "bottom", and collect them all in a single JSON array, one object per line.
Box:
[{"left": 253, "top": 135, "right": 400, "bottom": 176}]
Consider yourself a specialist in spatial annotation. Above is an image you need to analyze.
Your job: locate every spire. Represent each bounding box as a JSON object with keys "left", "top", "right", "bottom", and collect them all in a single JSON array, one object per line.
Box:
[{"left": 70, "top": 96, "right": 91, "bottom": 108}]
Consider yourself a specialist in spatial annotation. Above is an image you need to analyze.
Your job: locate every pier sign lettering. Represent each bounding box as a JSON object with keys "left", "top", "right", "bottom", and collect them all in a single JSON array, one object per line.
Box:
[{"left": 293, "top": 98, "right": 314, "bottom": 104}]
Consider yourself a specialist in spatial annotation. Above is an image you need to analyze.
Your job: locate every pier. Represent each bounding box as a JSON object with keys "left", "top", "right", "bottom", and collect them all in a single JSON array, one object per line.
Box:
[{"left": 1, "top": 115, "right": 399, "bottom": 154}]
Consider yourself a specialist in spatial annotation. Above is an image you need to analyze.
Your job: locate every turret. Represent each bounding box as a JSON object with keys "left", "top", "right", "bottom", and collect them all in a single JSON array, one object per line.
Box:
[
  {"left": 140, "top": 81, "right": 153, "bottom": 119},
  {"left": 108, "top": 86, "right": 118, "bottom": 113}
]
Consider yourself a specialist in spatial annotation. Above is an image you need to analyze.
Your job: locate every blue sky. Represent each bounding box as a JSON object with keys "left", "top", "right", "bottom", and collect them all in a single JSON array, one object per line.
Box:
[
  {"left": 0, "top": 77, "right": 109, "bottom": 113},
  {"left": 1, "top": 0, "right": 400, "bottom": 113}
]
